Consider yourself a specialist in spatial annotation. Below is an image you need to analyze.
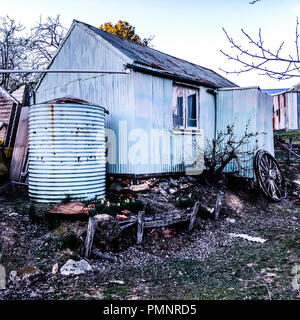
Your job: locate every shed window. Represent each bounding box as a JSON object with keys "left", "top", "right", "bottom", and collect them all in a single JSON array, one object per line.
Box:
[{"left": 173, "top": 86, "right": 198, "bottom": 129}]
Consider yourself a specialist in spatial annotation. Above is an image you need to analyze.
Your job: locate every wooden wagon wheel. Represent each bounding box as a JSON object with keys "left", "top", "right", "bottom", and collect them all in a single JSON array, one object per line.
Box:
[{"left": 254, "top": 150, "right": 287, "bottom": 201}]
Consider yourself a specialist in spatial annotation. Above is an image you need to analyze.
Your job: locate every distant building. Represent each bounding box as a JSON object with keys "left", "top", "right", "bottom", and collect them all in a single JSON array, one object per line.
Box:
[{"left": 262, "top": 83, "right": 300, "bottom": 131}]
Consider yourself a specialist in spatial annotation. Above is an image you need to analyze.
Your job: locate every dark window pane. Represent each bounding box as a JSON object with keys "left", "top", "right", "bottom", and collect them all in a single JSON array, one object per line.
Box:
[
  {"left": 173, "top": 96, "right": 183, "bottom": 127},
  {"left": 187, "top": 93, "right": 197, "bottom": 127}
]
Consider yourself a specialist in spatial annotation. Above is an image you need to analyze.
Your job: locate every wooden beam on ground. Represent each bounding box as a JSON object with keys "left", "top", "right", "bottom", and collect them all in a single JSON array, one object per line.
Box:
[
  {"left": 91, "top": 249, "right": 117, "bottom": 262},
  {"left": 9, "top": 107, "right": 29, "bottom": 182},
  {"left": 84, "top": 216, "right": 98, "bottom": 259},
  {"left": 188, "top": 201, "right": 200, "bottom": 231},
  {"left": 214, "top": 191, "right": 224, "bottom": 221},
  {"left": 136, "top": 211, "right": 145, "bottom": 244}
]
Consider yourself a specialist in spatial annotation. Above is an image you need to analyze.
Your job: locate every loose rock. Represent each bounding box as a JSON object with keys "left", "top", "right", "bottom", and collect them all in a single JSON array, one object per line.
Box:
[
  {"left": 52, "top": 263, "right": 59, "bottom": 275},
  {"left": 94, "top": 214, "right": 113, "bottom": 223},
  {"left": 60, "top": 259, "right": 92, "bottom": 276},
  {"left": 169, "top": 188, "right": 177, "bottom": 194},
  {"left": 169, "top": 178, "right": 179, "bottom": 187},
  {"left": 109, "top": 183, "right": 123, "bottom": 192},
  {"left": 130, "top": 183, "right": 150, "bottom": 192}
]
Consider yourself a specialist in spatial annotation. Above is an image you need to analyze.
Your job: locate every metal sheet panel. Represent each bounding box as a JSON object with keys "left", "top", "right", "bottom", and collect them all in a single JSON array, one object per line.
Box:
[
  {"left": 29, "top": 103, "right": 106, "bottom": 202},
  {"left": 199, "top": 88, "right": 215, "bottom": 146},
  {"left": 130, "top": 71, "right": 206, "bottom": 175},
  {"left": 256, "top": 91, "right": 274, "bottom": 156},
  {"left": 216, "top": 87, "right": 273, "bottom": 178}
]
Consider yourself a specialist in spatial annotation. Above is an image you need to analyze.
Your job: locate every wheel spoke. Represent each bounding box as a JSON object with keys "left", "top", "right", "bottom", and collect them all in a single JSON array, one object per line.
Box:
[
  {"left": 254, "top": 150, "right": 286, "bottom": 201},
  {"left": 273, "top": 181, "right": 281, "bottom": 195},
  {"left": 260, "top": 156, "right": 269, "bottom": 172}
]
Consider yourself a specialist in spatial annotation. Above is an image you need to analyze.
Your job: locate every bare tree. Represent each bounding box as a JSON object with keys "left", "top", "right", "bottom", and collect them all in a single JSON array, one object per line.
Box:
[
  {"left": 0, "top": 16, "right": 30, "bottom": 91},
  {"left": 0, "top": 15, "right": 67, "bottom": 92},
  {"left": 204, "top": 122, "right": 260, "bottom": 176},
  {"left": 29, "top": 15, "right": 67, "bottom": 68},
  {"left": 220, "top": 17, "right": 300, "bottom": 80}
]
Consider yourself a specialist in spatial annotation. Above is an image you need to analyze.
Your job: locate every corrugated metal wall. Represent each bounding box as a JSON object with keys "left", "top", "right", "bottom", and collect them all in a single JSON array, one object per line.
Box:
[
  {"left": 130, "top": 71, "right": 213, "bottom": 174},
  {"left": 29, "top": 103, "right": 106, "bottom": 202},
  {"left": 216, "top": 87, "right": 274, "bottom": 178},
  {"left": 257, "top": 90, "right": 274, "bottom": 155},
  {"left": 273, "top": 92, "right": 298, "bottom": 130}
]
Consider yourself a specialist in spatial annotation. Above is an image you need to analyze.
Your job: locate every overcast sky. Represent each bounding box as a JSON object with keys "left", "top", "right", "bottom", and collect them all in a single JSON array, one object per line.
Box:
[{"left": 2, "top": 0, "right": 300, "bottom": 89}]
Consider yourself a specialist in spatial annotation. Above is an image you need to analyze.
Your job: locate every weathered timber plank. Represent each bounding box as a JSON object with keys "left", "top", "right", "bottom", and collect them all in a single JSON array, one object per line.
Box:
[
  {"left": 84, "top": 217, "right": 98, "bottom": 259},
  {"left": 9, "top": 107, "right": 28, "bottom": 181},
  {"left": 136, "top": 211, "right": 145, "bottom": 244},
  {"left": 214, "top": 191, "right": 224, "bottom": 220},
  {"left": 189, "top": 201, "right": 200, "bottom": 231},
  {"left": 144, "top": 214, "right": 191, "bottom": 228}
]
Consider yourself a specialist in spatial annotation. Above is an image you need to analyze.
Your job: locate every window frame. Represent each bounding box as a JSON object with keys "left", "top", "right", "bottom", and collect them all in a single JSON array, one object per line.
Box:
[{"left": 172, "top": 84, "right": 200, "bottom": 130}]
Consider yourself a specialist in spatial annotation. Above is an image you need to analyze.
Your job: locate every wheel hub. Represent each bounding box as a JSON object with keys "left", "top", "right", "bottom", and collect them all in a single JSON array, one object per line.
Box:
[{"left": 269, "top": 169, "right": 276, "bottom": 180}]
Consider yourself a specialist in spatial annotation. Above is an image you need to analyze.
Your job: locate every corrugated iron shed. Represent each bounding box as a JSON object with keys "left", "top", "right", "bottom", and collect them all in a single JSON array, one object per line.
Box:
[{"left": 35, "top": 20, "right": 273, "bottom": 178}]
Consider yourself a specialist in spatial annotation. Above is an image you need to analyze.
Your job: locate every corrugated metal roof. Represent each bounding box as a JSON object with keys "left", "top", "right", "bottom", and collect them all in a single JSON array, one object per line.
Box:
[
  {"left": 261, "top": 88, "right": 288, "bottom": 95},
  {"left": 75, "top": 20, "right": 236, "bottom": 88}
]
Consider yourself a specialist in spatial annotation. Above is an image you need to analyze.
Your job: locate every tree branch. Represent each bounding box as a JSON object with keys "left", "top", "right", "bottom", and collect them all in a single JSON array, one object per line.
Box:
[{"left": 220, "top": 18, "right": 300, "bottom": 80}]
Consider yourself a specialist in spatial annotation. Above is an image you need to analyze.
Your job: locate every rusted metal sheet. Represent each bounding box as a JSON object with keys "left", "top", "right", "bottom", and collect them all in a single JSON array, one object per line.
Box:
[
  {"left": 28, "top": 101, "right": 106, "bottom": 202},
  {"left": 263, "top": 83, "right": 300, "bottom": 130},
  {"left": 272, "top": 92, "right": 298, "bottom": 130}
]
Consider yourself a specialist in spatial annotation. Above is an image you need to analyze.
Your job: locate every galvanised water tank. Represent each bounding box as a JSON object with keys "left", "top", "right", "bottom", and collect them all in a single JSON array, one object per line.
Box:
[{"left": 29, "top": 97, "right": 106, "bottom": 202}]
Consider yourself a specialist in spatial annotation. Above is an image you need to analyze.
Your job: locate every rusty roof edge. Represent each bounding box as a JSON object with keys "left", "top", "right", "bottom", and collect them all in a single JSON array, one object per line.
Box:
[
  {"left": 217, "top": 86, "right": 260, "bottom": 91},
  {"left": 126, "top": 39, "right": 237, "bottom": 86},
  {"left": 127, "top": 63, "right": 226, "bottom": 88},
  {"left": 35, "top": 95, "right": 109, "bottom": 114},
  {"left": 263, "top": 82, "right": 300, "bottom": 96},
  {"left": 287, "top": 81, "right": 300, "bottom": 92}
]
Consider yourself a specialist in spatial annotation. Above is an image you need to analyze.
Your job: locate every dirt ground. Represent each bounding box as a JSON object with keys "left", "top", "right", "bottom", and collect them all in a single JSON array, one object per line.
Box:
[{"left": 0, "top": 167, "right": 299, "bottom": 300}]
